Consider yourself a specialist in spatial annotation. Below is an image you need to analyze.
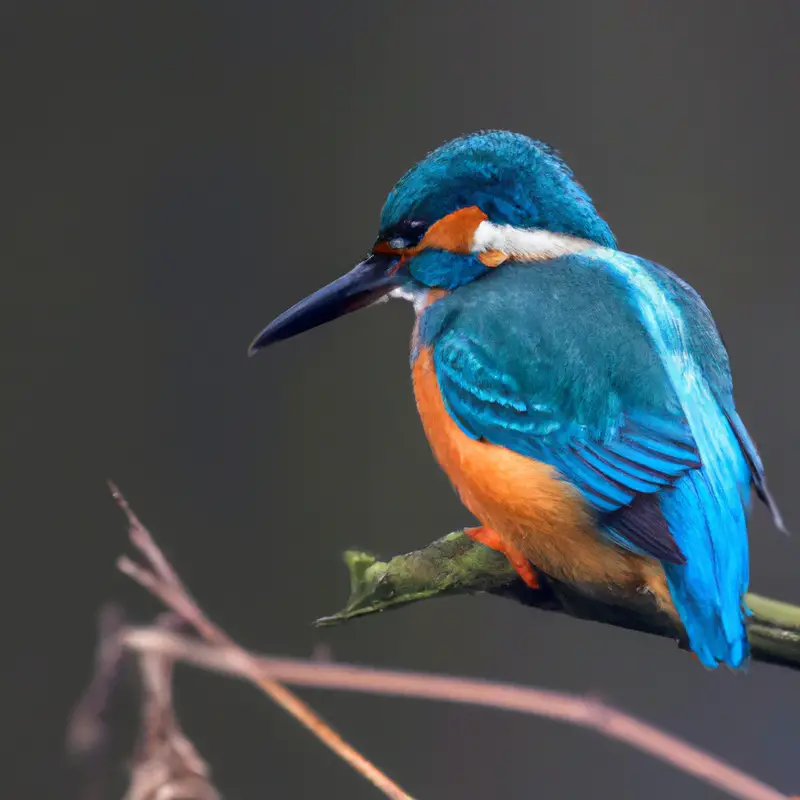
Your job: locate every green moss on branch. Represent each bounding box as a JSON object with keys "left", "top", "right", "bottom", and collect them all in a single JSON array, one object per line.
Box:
[{"left": 316, "top": 531, "right": 800, "bottom": 671}]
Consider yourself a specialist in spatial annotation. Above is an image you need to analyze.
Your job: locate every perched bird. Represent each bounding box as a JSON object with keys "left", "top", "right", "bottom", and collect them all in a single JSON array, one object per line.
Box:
[{"left": 249, "top": 130, "right": 785, "bottom": 669}]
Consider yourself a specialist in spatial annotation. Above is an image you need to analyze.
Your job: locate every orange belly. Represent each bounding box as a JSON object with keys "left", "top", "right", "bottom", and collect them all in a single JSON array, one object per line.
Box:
[{"left": 412, "top": 345, "right": 669, "bottom": 597}]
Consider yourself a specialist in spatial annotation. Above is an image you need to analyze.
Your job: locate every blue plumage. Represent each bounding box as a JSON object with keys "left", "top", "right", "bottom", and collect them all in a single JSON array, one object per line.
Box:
[
  {"left": 409, "top": 250, "right": 489, "bottom": 291},
  {"left": 417, "top": 252, "right": 772, "bottom": 668},
  {"left": 587, "top": 250, "right": 753, "bottom": 667},
  {"left": 251, "top": 129, "right": 786, "bottom": 670},
  {"left": 384, "top": 131, "right": 784, "bottom": 668},
  {"left": 381, "top": 131, "right": 617, "bottom": 248}
]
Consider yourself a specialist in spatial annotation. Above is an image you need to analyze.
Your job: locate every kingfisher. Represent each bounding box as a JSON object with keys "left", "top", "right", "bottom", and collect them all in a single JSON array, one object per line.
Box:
[{"left": 249, "top": 130, "right": 786, "bottom": 669}]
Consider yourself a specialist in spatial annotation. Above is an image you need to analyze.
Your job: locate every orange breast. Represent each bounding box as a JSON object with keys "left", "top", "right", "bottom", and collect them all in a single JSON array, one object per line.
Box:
[{"left": 411, "top": 345, "right": 658, "bottom": 590}]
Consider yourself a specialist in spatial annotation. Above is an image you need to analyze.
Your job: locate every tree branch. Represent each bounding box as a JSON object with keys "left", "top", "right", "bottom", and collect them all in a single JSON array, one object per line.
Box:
[
  {"left": 118, "top": 626, "right": 791, "bottom": 800},
  {"left": 78, "top": 484, "right": 415, "bottom": 800},
  {"left": 70, "top": 489, "right": 797, "bottom": 800},
  {"left": 315, "top": 531, "right": 800, "bottom": 671}
]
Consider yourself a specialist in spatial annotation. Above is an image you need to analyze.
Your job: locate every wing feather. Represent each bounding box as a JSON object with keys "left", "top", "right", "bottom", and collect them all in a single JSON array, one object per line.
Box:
[{"left": 433, "top": 328, "right": 697, "bottom": 563}]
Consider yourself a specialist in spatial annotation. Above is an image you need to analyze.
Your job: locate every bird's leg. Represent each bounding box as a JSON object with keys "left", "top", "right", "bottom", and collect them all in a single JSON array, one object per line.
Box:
[{"left": 464, "top": 526, "right": 540, "bottom": 590}]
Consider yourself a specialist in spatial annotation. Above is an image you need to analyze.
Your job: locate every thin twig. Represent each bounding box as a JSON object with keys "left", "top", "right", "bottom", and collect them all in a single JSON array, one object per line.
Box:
[
  {"left": 121, "top": 627, "right": 789, "bottom": 800},
  {"left": 68, "top": 605, "right": 127, "bottom": 757},
  {"left": 105, "top": 484, "right": 793, "bottom": 800},
  {"left": 109, "top": 483, "right": 414, "bottom": 800},
  {"left": 125, "top": 613, "right": 221, "bottom": 800},
  {"left": 68, "top": 606, "right": 129, "bottom": 800}
]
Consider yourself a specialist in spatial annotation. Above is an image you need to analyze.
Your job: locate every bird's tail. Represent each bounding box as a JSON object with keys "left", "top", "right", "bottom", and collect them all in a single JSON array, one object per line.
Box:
[{"left": 660, "top": 420, "right": 752, "bottom": 669}]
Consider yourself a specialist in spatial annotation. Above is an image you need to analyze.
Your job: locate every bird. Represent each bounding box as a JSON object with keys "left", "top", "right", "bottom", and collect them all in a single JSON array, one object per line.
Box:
[{"left": 248, "top": 130, "right": 786, "bottom": 669}]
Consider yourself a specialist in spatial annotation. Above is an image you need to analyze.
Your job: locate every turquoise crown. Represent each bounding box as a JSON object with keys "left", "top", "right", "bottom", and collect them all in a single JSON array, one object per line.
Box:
[{"left": 380, "top": 130, "right": 616, "bottom": 248}]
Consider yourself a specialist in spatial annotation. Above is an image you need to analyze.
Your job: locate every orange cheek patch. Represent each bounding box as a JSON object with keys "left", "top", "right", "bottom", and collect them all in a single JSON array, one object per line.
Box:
[{"left": 418, "top": 206, "right": 488, "bottom": 254}]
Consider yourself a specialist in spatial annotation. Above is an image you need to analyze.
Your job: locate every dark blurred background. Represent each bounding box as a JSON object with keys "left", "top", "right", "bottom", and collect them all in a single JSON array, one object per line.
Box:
[{"left": 4, "top": 1, "right": 800, "bottom": 797}]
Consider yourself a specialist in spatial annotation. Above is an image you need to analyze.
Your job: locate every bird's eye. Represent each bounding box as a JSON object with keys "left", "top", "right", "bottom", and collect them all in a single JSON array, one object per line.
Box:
[{"left": 376, "top": 220, "right": 428, "bottom": 253}]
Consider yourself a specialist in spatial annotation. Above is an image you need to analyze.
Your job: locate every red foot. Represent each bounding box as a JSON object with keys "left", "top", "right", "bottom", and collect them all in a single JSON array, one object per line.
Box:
[{"left": 465, "top": 526, "right": 540, "bottom": 590}]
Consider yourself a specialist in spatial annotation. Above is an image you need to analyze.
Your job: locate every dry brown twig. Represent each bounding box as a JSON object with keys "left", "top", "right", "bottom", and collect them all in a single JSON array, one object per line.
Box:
[
  {"left": 125, "top": 613, "right": 222, "bottom": 800},
  {"left": 70, "top": 604, "right": 223, "bottom": 800},
  {"left": 70, "top": 485, "right": 793, "bottom": 800},
  {"left": 111, "top": 483, "right": 413, "bottom": 799}
]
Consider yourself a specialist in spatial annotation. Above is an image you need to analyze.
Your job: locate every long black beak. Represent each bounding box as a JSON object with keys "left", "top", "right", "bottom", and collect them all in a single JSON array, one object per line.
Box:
[{"left": 248, "top": 252, "right": 400, "bottom": 355}]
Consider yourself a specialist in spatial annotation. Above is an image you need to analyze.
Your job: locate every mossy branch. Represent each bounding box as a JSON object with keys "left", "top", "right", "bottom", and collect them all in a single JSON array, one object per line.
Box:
[{"left": 316, "top": 530, "right": 800, "bottom": 671}]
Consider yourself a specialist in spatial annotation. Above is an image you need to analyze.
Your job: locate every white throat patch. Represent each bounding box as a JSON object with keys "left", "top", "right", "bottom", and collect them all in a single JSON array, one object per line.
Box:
[
  {"left": 471, "top": 220, "right": 594, "bottom": 261},
  {"left": 389, "top": 285, "right": 429, "bottom": 313}
]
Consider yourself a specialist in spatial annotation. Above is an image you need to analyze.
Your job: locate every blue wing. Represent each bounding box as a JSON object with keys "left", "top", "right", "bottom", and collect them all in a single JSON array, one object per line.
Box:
[
  {"left": 433, "top": 327, "right": 699, "bottom": 564},
  {"left": 420, "top": 252, "right": 778, "bottom": 668}
]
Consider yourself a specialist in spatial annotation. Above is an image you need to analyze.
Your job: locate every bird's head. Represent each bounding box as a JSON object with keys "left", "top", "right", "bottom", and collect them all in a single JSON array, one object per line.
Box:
[{"left": 249, "top": 130, "right": 615, "bottom": 353}]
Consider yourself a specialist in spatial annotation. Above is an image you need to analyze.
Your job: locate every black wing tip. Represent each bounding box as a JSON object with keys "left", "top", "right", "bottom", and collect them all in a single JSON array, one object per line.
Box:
[
  {"left": 659, "top": 544, "right": 688, "bottom": 566},
  {"left": 757, "top": 482, "right": 790, "bottom": 536},
  {"left": 606, "top": 494, "right": 687, "bottom": 565},
  {"left": 636, "top": 531, "right": 687, "bottom": 565}
]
